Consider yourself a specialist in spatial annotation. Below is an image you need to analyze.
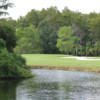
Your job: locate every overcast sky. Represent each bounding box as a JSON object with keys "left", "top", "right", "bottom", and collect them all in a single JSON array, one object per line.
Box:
[{"left": 6, "top": 0, "right": 100, "bottom": 20}]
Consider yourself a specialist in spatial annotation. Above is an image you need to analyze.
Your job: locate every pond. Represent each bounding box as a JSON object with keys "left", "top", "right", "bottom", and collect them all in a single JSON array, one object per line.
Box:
[{"left": 0, "top": 69, "right": 100, "bottom": 100}]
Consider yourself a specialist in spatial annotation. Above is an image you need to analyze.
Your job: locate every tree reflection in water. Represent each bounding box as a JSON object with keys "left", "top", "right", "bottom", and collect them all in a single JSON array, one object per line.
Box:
[{"left": 0, "top": 79, "right": 22, "bottom": 100}]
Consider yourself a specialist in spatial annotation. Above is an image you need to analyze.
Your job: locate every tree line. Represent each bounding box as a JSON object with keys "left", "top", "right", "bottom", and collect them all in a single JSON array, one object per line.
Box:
[{"left": 1, "top": 6, "right": 100, "bottom": 56}]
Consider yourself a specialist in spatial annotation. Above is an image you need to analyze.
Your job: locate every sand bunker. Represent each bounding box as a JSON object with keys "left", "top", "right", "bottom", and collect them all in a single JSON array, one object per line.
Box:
[{"left": 61, "top": 57, "right": 100, "bottom": 61}]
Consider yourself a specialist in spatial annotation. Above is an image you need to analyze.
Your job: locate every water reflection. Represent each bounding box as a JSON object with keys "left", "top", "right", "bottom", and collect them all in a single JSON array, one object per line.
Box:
[
  {"left": 0, "top": 79, "right": 22, "bottom": 100},
  {"left": 1, "top": 69, "right": 100, "bottom": 100}
]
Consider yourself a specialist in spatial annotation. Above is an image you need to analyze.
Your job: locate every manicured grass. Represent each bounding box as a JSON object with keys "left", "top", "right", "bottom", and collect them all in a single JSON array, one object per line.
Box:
[{"left": 22, "top": 54, "right": 100, "bottom": 70}]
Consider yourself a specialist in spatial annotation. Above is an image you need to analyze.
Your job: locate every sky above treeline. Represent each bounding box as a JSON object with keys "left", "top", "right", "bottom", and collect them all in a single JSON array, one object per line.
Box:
[{"left": 6, "top": 0, "right": 100, "bottom": 20}]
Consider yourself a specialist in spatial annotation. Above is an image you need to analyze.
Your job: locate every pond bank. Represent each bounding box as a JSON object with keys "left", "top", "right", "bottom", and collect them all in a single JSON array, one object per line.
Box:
[
  {"left": 30, "top": 65, "right": 100, "bottom": 73},
  {"left": 0, "top": 76, "right": 34, "bottom": 80}
]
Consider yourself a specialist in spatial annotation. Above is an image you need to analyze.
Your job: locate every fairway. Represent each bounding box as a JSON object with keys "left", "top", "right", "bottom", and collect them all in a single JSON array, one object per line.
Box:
[{"left": 22, "top": 54, "right": 100, "bottom": 70}]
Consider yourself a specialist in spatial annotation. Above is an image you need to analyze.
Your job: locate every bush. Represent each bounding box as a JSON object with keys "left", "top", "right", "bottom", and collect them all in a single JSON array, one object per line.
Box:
[{"left": 0, "top": 48, "right": 32, "bottom": 78}]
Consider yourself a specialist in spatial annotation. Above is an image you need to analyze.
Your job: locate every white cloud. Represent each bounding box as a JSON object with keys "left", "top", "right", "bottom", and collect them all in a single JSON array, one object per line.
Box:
[{"left": 7, "top": 0, "right": 100, "bottom": 19}]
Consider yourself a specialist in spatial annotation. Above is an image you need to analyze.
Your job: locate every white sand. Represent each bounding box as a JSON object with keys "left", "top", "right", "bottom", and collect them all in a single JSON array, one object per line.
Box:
[{"left": 61, "top": 57, "right": 100, "bottom": 61}]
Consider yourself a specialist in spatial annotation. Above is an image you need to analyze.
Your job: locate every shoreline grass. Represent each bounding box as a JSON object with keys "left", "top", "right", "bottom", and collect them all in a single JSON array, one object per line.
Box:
[{"left": 22, "top": 54, "right": 100, "bottom": 72}]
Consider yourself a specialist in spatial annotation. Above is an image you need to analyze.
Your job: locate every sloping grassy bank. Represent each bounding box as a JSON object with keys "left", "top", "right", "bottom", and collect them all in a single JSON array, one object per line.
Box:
[{"left": 22, "top": 54, "right": 100, "bottom": 73}]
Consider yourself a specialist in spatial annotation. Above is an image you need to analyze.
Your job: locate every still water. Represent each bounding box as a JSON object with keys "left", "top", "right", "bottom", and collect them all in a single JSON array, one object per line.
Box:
[{"left": 0, "top": 69, "right": 100, "bottom": 100}]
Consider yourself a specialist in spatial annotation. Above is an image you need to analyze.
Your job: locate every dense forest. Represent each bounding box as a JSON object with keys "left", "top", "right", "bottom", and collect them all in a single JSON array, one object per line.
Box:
[{"left": 1, "top": 6, "right": 100, "bottom": 56}]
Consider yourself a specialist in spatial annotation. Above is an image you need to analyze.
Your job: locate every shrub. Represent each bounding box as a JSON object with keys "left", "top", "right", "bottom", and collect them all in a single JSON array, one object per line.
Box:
[{"left": 0, "top": 48, "right": 32, "bottom": 78}]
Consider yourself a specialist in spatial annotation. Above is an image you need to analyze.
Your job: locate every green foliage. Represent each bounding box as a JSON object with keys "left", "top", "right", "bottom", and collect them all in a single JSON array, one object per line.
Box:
[
  {"left": 0, "top": 39, "right": 32, "bottom": 78},
  {"left": 89, "top": 14, "right": 100, "bottom": 41},
  {"left": 15, "top": 6, "right": 100, "bottom": 56},
  {"left": 0, "top": 46, "right": 32, "bottom": 77},
  {"left": 72, "top": 36, "right": 81, "bottom": 55},
  {"left": 61, "top": 7, "right": 73, "bottom": 26},
  {"left": 57, "top": 26, "right": 74, "bottom": 54},
  {"left": 0, "top": 1, "right": 33, "bottom": 78},
  {"left": 26, "top": 9, "right": 39, "bottom": 27},
  {"left": 0, "top": 39, "right": 6, "bottom": 49},
  {"left": 17, "top": 16, "right": 28, "bottom": 28},
  {"left": 93, "top": 41, "right": 100, "bottom": 56},
  {"left": 46, "top": 6, "right": 62, "bottom": 32},
  {"left": 38, "top": 8, "right": 48, "bottom": 22},
  {"left": 0, "top": 23, "right": 16, "bottom": 52},
  {"left": 39, "top": 20, "right": 58, "bottom": 54},
  {"left": 0, "top": 18, "right": 17, "bottom": 28},
  {"left": 15, "top": 25, "right": 43, "bottom": 54}
]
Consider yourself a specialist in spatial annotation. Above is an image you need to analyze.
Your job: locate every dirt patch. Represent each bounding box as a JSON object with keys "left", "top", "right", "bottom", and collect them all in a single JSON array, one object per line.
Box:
[{"left": 30, "top": 66, "right": 100, "bottom": 73}]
